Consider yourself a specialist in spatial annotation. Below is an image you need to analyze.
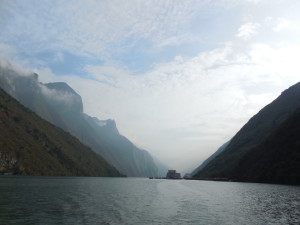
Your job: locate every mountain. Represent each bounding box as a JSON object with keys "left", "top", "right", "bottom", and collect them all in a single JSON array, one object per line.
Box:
[
  {"left": 0, "top": 64, "right": 167, "bottom": 177},
  {"left": 191, "top": 141, "right": 230, "bottom": 176},
  {"left": 231, "top": 108, "right": 300, "bottom": 184},
  {"left": 83, "top": 115, "right": 166, "bottom": 176},
  {"left": 0, "top": 87, "right": 122, "bottom": 176},
  {"left": 194, "top": 82, "right": 300, "bottom": 184}
]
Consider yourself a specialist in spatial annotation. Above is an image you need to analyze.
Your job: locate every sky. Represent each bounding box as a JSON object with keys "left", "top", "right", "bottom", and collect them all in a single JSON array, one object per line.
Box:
[{"left": 1, "top": 0, "right": 300, "bottom": 173}]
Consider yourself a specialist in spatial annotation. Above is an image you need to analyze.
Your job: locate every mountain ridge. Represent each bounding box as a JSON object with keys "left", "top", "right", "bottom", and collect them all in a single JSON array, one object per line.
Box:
[
  {"left": 191, "top": 140, "right": 230, "bottom": 176},
  {"left": 232, "top": 108, "right": 300, "bottom": 184},
  {"left": 194, "top": 82, "right": 300, "bottom": 184},
  {"left": 0, "top": 86, "right": 122, "bottom": 176},
  {"left": 0, "top": 65, "right": 168, "bottom": 177}
]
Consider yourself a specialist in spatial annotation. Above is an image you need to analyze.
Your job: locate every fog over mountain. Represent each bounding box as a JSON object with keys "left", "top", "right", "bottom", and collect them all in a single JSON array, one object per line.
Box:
[
  {"left": 0, "top": 64, "right": 168, "bottom": 177},
  {"left": 1, "top": 1, "right": 300, "bottom": 172},
  {"left": 0, "top": 85, "right": 122, "bottom": 177}
]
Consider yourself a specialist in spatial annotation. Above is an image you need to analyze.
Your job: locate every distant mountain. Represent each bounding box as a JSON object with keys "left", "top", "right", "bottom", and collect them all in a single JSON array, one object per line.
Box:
[
  {"left": 152, "top": 155, "right": 170, "bottom": 176},
  {"left": 191, "top": 141, "right": 230, "bottom": 176},
  {"left": 83, "top": 114, "right": 167, "bottom": 176},
  {"left": 0, "top": 87, "right": 122, "bottom": 176},
  {"left": 194, "top": 82, "right": 300, "bottom": 185},
  {"left": 0, "top": 65, "right": 167, "bottom": 177}
]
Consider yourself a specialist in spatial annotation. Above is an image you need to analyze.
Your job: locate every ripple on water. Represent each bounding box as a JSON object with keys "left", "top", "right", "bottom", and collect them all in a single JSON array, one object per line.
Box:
[{"left": 0, "top": 177, "right": 299, "bottom": 225}]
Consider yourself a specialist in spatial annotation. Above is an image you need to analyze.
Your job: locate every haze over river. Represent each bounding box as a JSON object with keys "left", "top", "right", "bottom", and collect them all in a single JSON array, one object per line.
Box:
[{"left": 0, "top": 177, "right": 299, "bottom": 224}]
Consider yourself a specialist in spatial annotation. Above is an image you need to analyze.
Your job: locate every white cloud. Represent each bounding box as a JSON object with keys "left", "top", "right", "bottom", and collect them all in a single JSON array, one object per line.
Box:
[
  {"left": 40, "top": 85, "right": 81, "bottom": 109},
  {"left": 34, "top": 41, "right": 300, "bottom": 172},
  {"left": 236, "top": 22, "right": 260, "bottom": 40},
  {"left": 0, "top": 54, "right": 33, "bottom": 76},
  {"left": 0, "top": 59, "right": 81, "bottom": 110},
  {"left": 273, "top": 18, "right": 291, "bottom": 32},
  {"left": 2, "top": 0, "right": 300, "bottom": 172},
  {"left": 0, "top": 0, "right": 203, "bottom": 60},
  {"left": 245, "top": 0, "right": 262, "bottom": 3}
]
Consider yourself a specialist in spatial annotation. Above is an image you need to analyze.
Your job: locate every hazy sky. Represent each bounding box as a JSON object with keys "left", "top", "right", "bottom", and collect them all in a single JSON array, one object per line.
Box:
[{"left": 1, "top": 0, "right": 300, "bottom": 172}]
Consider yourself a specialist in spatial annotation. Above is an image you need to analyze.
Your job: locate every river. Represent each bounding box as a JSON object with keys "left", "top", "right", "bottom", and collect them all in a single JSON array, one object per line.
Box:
[{"left": 0, "top": 177, "right": 299, "bottom": 224}]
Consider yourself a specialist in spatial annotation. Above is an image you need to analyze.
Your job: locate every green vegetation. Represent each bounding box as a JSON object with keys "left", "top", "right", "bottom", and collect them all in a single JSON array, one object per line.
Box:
[{"left": 0, "top": 87, "right": 123, "bottom": 177}]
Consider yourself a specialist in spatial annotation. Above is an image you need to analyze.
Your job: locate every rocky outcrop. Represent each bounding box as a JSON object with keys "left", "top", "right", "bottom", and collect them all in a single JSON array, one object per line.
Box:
[{"left": 0, "top": 151, "right": 17, "bottom": 174}]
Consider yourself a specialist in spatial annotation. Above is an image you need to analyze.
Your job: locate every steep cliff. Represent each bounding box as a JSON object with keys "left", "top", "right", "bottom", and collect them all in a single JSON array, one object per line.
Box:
[
  {"left": 0, "top": 65, "right": 167, "bottom": 177},
  {"left": 0, "top": 87, "right": 122, "bottom": 176},
  {"left": 194, "top": 82, "right": 300, "bottom": 184}
]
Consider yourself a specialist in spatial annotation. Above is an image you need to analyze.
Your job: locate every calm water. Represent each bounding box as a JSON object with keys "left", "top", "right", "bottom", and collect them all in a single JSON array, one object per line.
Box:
[{"left": 0, "top": 177, "right": 299, "bottom": 225}]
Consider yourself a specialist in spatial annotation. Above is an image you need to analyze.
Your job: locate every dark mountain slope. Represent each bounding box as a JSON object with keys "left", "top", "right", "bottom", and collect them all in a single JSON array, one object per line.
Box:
[
  {"left": 191, "top": 141, "right": 230, "bottom": 176},
  {"left": 0, "top": 70, "right": 67, "bottom": 129},
  {"left": 232, "top": 108, "right": 300, "bottom": 185},
  {"left": 0, "top": 65, "right": 167, "bottom": 177},
  {"left": 0, "top": 87, "right": 122, "bottom": 176},
  {"left": 195, "top": 82, "right": 300, "bottom": 180}
]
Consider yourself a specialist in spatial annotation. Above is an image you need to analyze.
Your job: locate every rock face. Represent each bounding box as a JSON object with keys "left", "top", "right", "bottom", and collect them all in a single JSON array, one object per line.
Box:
[
  {"left": 194, "top": 82, "right": 300, "bottom": 185},
  {"left": 0, "top": 87, "right": 122, "bottom": 176},
  {"left": 0, "top": 65, "right": 168, "bottom": 177},
  {"left": 0, "top": 152, "right": 17, "bottom": 173}
]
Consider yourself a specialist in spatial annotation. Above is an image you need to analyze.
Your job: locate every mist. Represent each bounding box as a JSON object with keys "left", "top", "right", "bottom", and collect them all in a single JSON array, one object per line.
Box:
[{"left": 1, "top": 0, "right": 300, "bottom": 172}]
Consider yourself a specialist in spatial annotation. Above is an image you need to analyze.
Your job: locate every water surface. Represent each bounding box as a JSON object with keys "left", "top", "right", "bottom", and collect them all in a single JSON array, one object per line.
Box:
[{"left": 0, "top": 177, "right": 299, "bottom": 224}]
